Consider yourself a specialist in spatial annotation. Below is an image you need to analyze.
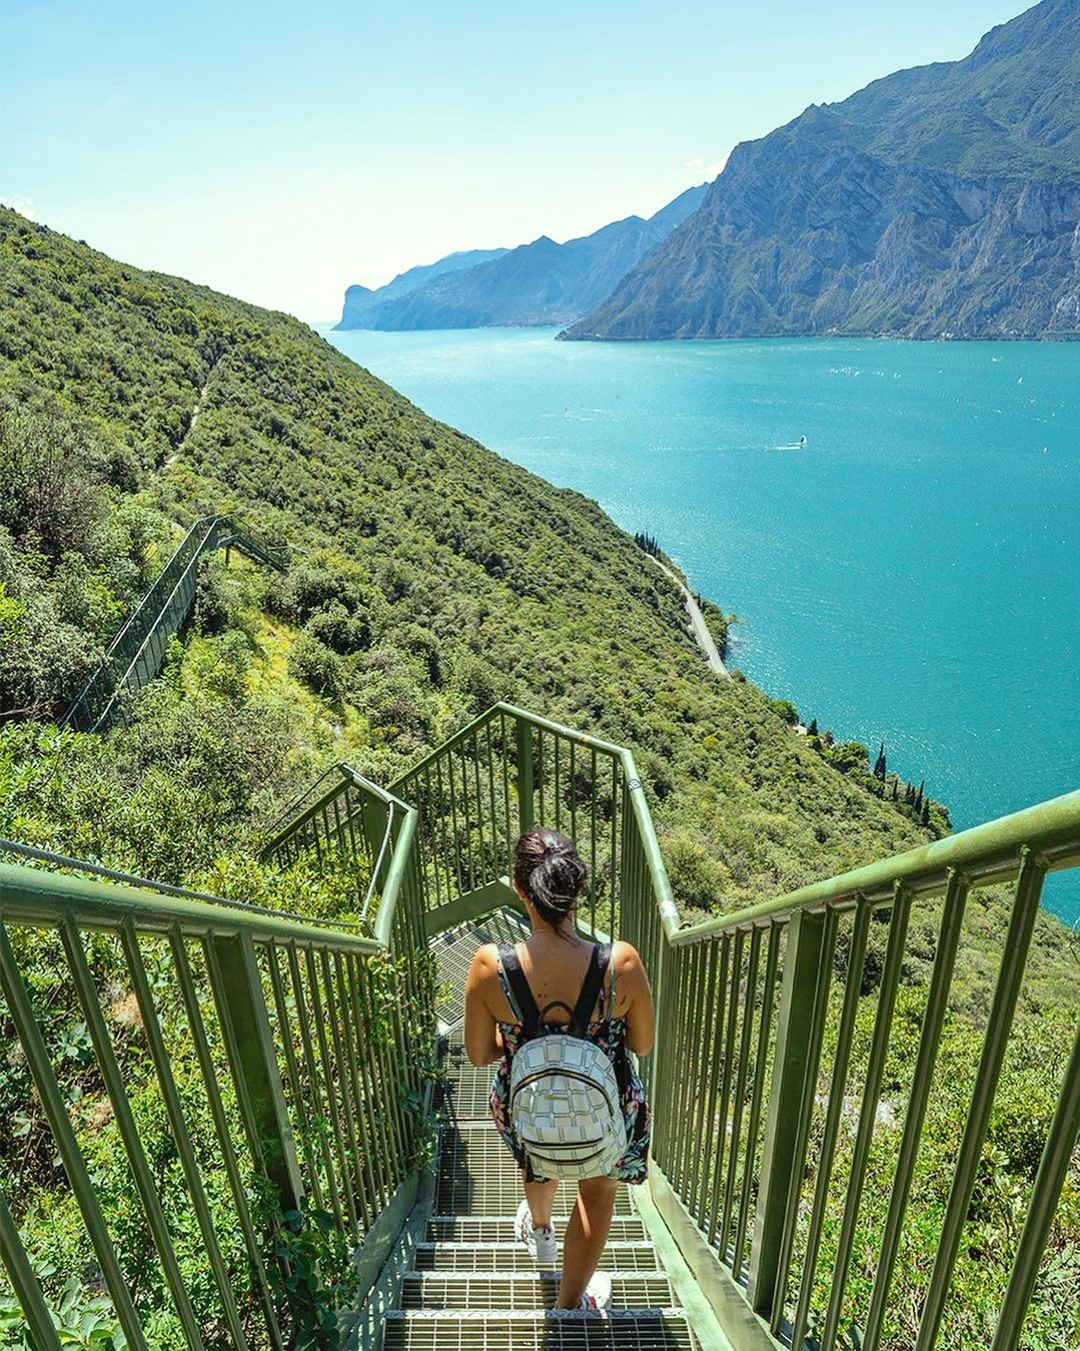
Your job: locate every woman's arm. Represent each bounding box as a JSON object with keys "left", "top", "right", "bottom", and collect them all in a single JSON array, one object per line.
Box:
[
  {"left": 616, "top": 941, "right": 655, "bottom": 1057},
  {"left": 464, "top": 943, "right": 504, "bottom": 1066}
]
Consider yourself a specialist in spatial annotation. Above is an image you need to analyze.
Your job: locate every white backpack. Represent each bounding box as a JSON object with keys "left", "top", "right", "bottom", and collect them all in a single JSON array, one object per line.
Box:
[{"left": 501, "top": 943, "right": 628, "bottom": 1181}]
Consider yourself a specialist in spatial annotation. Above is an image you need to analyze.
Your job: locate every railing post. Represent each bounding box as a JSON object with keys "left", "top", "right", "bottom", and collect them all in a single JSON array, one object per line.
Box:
[
  {"left": 361, "top": 793, "right": 390, "bottom": 874},
  {"left": 207, "top": 932, "right": 305, "bottom": 1216},
  {"left": 516, "top": 717, "right": 535, "bottom": 835},
  {"left": 748, "top": 907, "right": 829, "bottom": 1317},
  {"left": 0, "top": 1165, "right": 63, "bottom": 1350}
]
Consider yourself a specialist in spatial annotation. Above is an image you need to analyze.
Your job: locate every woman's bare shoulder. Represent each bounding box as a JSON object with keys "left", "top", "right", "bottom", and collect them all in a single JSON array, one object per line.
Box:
[
  {"left": 611, "top": 939, "right": 648, "bottom": 988},
  {"left": 465, "top": 942, "right": 500, "bottom": 987}
]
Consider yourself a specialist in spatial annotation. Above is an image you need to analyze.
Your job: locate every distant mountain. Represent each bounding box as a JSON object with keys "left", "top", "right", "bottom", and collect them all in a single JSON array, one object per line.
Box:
[
  {"left": 335, "top": 185, "right": 706, "bottom": 330},
  {"left": 562, "top": 0, "right": 1080, "bottom": 342},
  {"left": 337, "top": 248, "right": 509, "bottom": 328}
]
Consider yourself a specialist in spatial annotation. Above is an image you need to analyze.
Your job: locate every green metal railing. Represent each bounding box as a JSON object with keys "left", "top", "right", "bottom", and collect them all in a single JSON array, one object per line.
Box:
[
  {"left": 639, "top": 792, "right": 1080, "bottom": 1350},
  {"left": 260, "top": 766, "right": 430, "bottom": 995},
  {"left": 0, "top": 811, "right": 426, "bottom": 1346},
  {"left": 388, "top": 703, "right": 681, "bottom": 943},
  {"left": 373, "top": 704, "right": 1080, "bottom": 1349},
  {"left": 3, "top": 698, "right": 1078, "bottom": 1348},
  {"left": 64, "top": 514, "right": 289, "bottom": 734}
]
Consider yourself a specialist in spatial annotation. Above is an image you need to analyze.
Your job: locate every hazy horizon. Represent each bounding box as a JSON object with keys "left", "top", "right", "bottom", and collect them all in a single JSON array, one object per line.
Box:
[{"left": 1, "top": 0, "right": 1033, "bottom": 322}]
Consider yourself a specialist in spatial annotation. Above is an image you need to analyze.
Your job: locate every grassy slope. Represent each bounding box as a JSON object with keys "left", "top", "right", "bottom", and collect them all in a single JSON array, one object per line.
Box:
[
  {"left": 1, "top": 205, "right": 939, "bottom": 908},
  {"left": 2, "top": 210, "right": 1077, "bottom": 1348}
]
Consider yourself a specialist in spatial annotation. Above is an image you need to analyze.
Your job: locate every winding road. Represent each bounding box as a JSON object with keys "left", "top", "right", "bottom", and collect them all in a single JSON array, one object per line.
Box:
[{"left": 648, "top": 555, "right": 731, "bottom": 680}]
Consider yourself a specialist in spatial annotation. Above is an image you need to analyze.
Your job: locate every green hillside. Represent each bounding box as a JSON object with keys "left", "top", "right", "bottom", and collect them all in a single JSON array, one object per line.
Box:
[
  {"left": 0, "top": 204, "right": 943, "bottom": 905},
  {"left": 1, "top": 208, "right": 1077, "bottom": 1350}
]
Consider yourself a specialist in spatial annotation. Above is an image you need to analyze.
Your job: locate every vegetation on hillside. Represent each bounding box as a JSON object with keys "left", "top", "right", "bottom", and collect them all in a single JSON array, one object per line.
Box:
[
  {"left": 0, "top": 205, "right": 942, "bottom": 896},
  {"left": 0, "top": 208, "right": 1076, "bottom": 1348}
]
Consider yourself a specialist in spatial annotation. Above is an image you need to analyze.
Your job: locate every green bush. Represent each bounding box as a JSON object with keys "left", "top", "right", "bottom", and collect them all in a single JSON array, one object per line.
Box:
[
  {"left": 0, "top": 407, "right": 107, "bottom": 563},
  {"left": 289, "top": 632, "right": 345, "bottom": 700},
  {"left": 305, "top": 605, "right": 371, "bottom": 655}
]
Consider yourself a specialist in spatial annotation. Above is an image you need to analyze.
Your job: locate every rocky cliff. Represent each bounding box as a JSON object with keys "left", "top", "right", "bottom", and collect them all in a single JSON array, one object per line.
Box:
[
  {"left": 561, "top": 0, "right": 1080, "bottom": 341},
  {"left": 336, "top": 184, "right": 706, "bottom": 330},
  {"left": 337, "top": 247, "right": 509, "bottom": 329}
]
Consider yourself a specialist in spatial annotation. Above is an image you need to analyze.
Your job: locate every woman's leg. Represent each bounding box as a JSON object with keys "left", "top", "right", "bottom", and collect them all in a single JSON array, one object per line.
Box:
[
  {"left": 555, "top": 1176, "right": 617, "bottom": 1308},
  {"left": 523, "top": 1176, "right": 558, "bottom": 1227}
]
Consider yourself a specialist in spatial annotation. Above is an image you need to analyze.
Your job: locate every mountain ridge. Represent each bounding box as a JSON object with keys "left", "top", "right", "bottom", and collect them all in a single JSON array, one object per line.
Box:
[
  {"left": 561, "top": 0, "right": 1080, "bottom": 341},
  {"left": 336, "top": 183, "right": 706, "bottom": 330},
  {"left": 338, "top": 246, "right": 510, "bottom": 328}
]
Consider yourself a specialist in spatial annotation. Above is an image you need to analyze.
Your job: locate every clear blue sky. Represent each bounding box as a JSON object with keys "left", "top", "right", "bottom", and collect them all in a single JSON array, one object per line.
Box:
[{"left": 1, "top": 0, "right": 1030, "bottom": 321}]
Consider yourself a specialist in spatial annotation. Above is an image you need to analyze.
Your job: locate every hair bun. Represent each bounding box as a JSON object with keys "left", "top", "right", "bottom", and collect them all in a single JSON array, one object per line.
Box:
[{"left": 513, "top": 826, "right": 588, "bottom": 927}]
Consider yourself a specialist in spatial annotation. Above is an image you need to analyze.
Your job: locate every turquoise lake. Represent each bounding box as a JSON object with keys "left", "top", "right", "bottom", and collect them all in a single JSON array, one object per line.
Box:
[{"left": 322, "top": 326, "right": 1080, "bottom": 926}]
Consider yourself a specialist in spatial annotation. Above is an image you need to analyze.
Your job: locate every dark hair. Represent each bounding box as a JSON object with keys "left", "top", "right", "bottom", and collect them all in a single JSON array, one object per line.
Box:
[{"left": 513, "top": 827, "right": 587, "bottom": 927}]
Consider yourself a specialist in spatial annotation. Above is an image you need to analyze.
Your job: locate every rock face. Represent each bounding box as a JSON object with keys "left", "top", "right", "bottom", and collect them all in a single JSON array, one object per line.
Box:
[
  {"left": 337, "top": 248, "right": 509, "bottom": 329},
  {"left": 562, "top": 0, "right": 1080, "bottom": 341},
  {"left": 335, "top": 185, "right": 706, "bottom": 330}
]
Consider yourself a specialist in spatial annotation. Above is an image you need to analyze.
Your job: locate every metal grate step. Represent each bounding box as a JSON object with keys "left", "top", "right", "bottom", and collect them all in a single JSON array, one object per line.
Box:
[
  {"left": 441, "top": 1043, "right": 497, "bottom": 1120},
  {"left": 426, "top": 1217, "right": 649, "bottom": 1245},
  {"left": 413, "top": 1243, "right": 664, "bottom": 1274},
  {"left": 435, "top": 1130, "right": 636, "bottom": 1217},
  {"left": 401, "top": 1273, "right": 676, "bottom": 1311},
  {"left": 383, "top": 1310, "right": 700, "bottom": 1350},
  {"left": 434, "top": 911, "right": 527, "bottom": 1029}
]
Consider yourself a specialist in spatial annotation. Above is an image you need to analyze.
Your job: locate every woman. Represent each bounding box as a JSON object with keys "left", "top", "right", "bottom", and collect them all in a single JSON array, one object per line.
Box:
[{"left": 463, "top": 826, "right": 655, "bottom": 1312}]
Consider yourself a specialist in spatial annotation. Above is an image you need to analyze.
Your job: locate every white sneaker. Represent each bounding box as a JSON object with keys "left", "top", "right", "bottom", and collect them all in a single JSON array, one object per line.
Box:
[
  {"left": 515, "top": 1198, "right": 558, "bottom": 1268},
  {"left": 577, "top": 1270, "right": 612, "bottom": 1312}
]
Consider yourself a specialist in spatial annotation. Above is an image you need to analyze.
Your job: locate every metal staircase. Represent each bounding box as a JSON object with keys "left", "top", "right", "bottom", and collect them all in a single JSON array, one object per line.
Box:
[
  {"left": 2, "top": 702, "right": 1078, "bottom": 1350},
  {"left": 63, "top": 512, "right": 289, "bottom": 732}
]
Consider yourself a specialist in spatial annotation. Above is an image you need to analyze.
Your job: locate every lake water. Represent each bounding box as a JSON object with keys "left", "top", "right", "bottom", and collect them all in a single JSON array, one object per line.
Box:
[{"left": 323, "top": 325, "right": 1080, "bottom": 926}]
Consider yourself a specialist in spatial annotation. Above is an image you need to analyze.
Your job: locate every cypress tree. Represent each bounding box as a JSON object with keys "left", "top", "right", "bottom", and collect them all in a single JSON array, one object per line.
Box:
[
  {"left": 873, "top": 742, "right": 887, "bottom": 780},
  {"left": 808, "top": 718, "right": 819, "bottom": 737},
  {"left": 921, "top": 799, "right": 931, "bottom": 827}
]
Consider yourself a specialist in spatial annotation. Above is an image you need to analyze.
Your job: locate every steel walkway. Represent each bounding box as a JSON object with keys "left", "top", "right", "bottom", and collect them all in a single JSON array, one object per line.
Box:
[{"left": 4, "top": 702, "right": 1078, "bottom": 1349}]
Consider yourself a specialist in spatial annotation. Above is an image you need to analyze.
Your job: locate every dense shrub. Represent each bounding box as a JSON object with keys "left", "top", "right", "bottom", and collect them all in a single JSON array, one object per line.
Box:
[
  {"left": 305, "top": 604, "right": 371, "bottom": 655},
  {"left": 0, "top": 406, "right": 107, "bottom": 562},
  {"left": 289, "top": 631, "right": 345, "bottom": 700}
]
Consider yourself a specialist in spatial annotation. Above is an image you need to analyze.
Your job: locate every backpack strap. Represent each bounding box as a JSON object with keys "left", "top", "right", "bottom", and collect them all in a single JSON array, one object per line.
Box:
[
  {"left": 571, "top": 944, "right": 611, "bottom": 1036},
  {"left": 498, "top": 943, "right": 542, "bottom": 1039}
]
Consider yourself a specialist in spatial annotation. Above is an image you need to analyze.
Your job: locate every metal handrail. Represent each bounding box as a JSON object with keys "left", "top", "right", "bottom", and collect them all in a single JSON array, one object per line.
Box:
[
  {"left": 389, "top": 701, "right": 679, "bottom": 939},
  {"left": 383, "top": 702, "right": 1080, "bottom": 1351},
  {"left": 0, "top": 787, "right": 426, "bottom": 1347},
  {"left": 0, "top": 859, "right": 381, "bottom": 952},
  {"left": 262, "top": 763, "right": 413, "bottom": 861},
  {"left": 63, "top": 512, "right": 288, "bottom": 733},
  {"left": 5, "top": 699, "right": 1077, "bottom": 1350},
  {"left": 0, "top": 837, "right": 363, "bottom": 932},
  {"left": 260, "top": 764, "right": 420, "bottom": 948},
  {"left": 399, "top": 700, "right": 681, "bottom": 924},
  {"left": 675, "top": 787, "right": 1080, "bottom": 943},
  {"left": 262, "top": 763, "right": 350, "bottom": 839}
]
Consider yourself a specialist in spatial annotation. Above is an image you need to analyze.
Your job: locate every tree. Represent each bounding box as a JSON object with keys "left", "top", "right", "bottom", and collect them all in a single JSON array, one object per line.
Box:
[
  {"left": 873, "top": 741, "right": 887, "bottom": 780},
  {"left": 0, "top": 408, "right": 107, "bottom": 563}
]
